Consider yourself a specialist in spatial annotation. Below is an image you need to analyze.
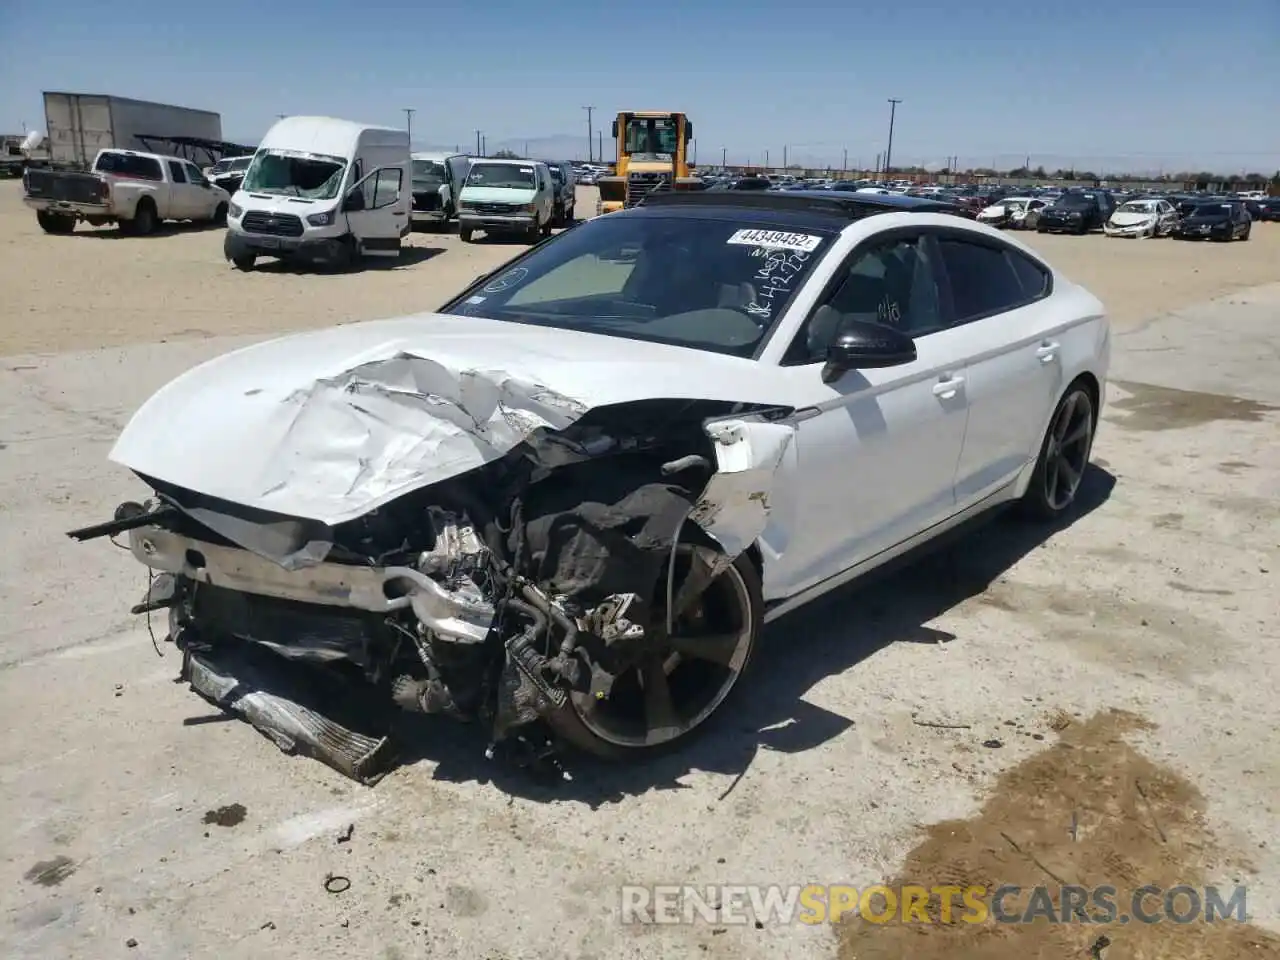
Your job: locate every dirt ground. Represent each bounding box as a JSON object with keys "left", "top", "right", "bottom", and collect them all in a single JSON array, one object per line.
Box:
[
  {"left": 1, "top": 181, "right": 1278, "bottom": 960},
  {"left": 1, "top": 181, "right": 1278, "bottom": 355}
]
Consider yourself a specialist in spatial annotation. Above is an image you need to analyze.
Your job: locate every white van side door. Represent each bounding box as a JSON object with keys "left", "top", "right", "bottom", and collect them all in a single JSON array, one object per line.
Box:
[{"left": 342, "top": 165, "right": 406, "bottom": 256}]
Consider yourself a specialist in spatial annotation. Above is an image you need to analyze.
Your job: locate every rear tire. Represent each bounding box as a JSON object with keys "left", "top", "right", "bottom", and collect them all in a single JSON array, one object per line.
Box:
[
  {"left": 36, "top": 210, "right": 75, "bottom": 234},
  {"left": 131, "top": 199, "right": 158, "bottom": 236},
  {"left": 213, "top": 202, "right": 228, "bottom": 224},
  {"left": 459, "top": 226, "right": 473, "bottom": 242},
  {"left": 546, "top": 549, "right": 763, "bottom": 760},
  {"left": 1019, "top": 382, "right": 1096, "bottom": 522}
]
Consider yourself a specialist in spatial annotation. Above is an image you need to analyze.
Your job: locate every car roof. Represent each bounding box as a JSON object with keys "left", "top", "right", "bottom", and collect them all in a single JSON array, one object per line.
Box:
[{"left": 633, "top": 189, "right": 959, "bottom": 229}]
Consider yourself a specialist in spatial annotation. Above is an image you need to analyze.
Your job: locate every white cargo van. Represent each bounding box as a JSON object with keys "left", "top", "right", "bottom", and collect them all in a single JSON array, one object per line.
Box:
[{"left": 225, "top": 116, "right": 410, "bottom": 271}]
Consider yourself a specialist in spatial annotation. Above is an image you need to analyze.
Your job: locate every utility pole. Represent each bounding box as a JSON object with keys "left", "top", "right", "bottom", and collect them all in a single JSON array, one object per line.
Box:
[
  {"left": 597, "top": 130, "right": 603, "bottom": 163},
  {"left": 524, "top": 141, "right": 529, "bottom": 157},
  {"left": 875, "top": 153, "right": 881, "bottom": 177},
  {"left": 722, "top": 146, "right": 727, "bottom": 167},
  {"left": 884, "top": 98, "right": 902, "bottom": 178},
  {"left": 582, "top": 106, "right": 595, "bottom": 163},
  {"left": 842, "top": 148, "right": 847, "bottom": 171},
  {"left": 783, "top": 145, "right": 788, "bottom": 168},
  {"left": 482, "top": 135, "right": 487, "bottom": 156},
  {"left": 764, "top": 149, "right": 769, "bottom": 168},
  {"left": 475, "top": 130, "right": 482, "bottom": 156},
  {"left": 403, "top": 108, "right": 415, "bottom": 144}
]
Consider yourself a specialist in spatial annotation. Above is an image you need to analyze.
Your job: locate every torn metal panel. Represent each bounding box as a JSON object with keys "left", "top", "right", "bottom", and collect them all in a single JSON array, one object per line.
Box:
[
  {"left": 127, "top": 526, "right": 494, "bottom": 644},
  {"left": 108, "top": 313, "right": 800, "bottom": 527},
  {"left": 184, "top": 643, "right": 397, "bottom": 784},
  {"left": 688, "top": 418, "right": 796, "bottom": 562}
]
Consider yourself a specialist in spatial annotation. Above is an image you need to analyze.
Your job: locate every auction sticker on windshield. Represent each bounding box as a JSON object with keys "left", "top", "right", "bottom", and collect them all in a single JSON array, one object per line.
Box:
[{"left": 727, "top": 229, "right": 823, "bottom": 253}]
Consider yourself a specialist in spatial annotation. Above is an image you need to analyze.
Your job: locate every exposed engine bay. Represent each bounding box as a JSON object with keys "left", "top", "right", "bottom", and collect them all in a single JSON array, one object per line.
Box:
[{"left": 70, "top": 398, "right": 793, "bottom": 783}]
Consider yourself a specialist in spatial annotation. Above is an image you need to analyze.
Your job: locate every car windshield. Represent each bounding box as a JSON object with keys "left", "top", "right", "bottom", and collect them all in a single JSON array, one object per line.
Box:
[
  {"left": 1054, "top": 195, "right": 1095, "bottom": 209},
  {"left": 230, "top": 156, "right": 252, "bottom": 171},
  {"left": 1193, "top": 204, "right": 1232, "bottom": 215},
  {"left": 547, "top": 166, "right": 564, "bottom": 183},
  {"left": 413, "top": 159, "right": 447, "bottom": 184},
  {"left": 240, "top": 150, "right": 346, "bottom": 199},
  {"left": 466, "top": 163, "right": 536, "bottom": 189},
  {"left": 210, "top": 161, "right": 230, "bottom": 175},
  {"left": 1119, "top": 201, "right": 1155, "bottom": 213},
  {"left": 440, "top": 215, "right": 834, "bottom": 358}
]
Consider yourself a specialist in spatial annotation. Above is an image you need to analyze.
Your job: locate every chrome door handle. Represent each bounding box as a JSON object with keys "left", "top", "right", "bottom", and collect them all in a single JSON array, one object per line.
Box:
[
  {"left": 933, "top": 376, "right": 965, "bottom": 400},
  {"left": 1035, "top": 340, "right": 1060, "bottom": 362}
]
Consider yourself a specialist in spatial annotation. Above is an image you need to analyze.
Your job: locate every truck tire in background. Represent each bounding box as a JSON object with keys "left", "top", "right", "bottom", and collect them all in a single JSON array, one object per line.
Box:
[
  {"left": 124, "top": 199, "right": 158, "bottom": 236},
  {"left": 35, "top": 210, "right": 75, "bottom": 234},
  {"left": 213, "top": 202, "right": 228, "bottom": 224}
]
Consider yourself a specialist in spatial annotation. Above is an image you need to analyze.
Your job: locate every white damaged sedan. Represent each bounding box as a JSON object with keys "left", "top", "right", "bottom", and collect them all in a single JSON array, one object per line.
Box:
[{"left": 69, "top": 190, "right": 1110, "bottom": 779}]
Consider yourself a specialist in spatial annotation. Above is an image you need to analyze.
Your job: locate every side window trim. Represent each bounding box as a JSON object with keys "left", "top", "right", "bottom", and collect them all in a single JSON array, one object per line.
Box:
[{"left": 928, "top": 228, "right": 1052, "bottom": 328}]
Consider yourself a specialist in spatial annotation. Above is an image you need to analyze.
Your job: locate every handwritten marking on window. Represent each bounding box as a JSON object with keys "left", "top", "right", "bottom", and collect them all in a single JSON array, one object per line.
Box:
[{"left": 743, "top": 248, "right": 811, "bottom": 319}]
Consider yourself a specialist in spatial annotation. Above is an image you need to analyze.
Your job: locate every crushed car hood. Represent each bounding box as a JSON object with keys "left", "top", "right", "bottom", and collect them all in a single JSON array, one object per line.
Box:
[
  {"left": 1108, "top": 211, "right": 1156, "bottom": 227},
  {"left": 110, "top": 313, "right": 797, "bottom": 526}
]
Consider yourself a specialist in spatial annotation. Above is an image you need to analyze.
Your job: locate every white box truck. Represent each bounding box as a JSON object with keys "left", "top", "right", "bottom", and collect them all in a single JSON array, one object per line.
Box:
[{"left": 41, "top": 92, "right": 222, "bottom": 170}]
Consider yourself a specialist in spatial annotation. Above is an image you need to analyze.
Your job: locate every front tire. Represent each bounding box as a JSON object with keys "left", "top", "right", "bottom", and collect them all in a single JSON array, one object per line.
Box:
[
  {"left": 213, "top": 202, "right": 228, "bottom": 224},
  {"left": 459, "top": 225, "right": 473, "bottom": 242},
  {"left": 231, "top": 254, "right": 256, "bottom": 271},
  {"left": 547, "top": 548, "right": 763, "bottom": 760},
  {"left": 1020, "top": 382, "right": 1096, "bottom": 521}
]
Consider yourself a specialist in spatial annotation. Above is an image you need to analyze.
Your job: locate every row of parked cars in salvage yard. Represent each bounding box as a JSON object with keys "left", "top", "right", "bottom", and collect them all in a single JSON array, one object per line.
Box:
[{"left": 975, "top": 189, "right": 1268, "bottom": 241}]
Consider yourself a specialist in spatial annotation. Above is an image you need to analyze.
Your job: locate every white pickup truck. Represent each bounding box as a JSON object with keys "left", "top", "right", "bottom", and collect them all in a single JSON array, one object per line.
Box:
[{"left": 22, "top": 148, "right": 231, "bottom": 235}]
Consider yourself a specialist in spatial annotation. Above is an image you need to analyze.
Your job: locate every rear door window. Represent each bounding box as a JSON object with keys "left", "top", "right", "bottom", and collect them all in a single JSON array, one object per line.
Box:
[
  {"left": 936, "top": 237, "right": 1030, "bottom": 323},
  {"left": 95, "top": 152, "right": 164, "bottom": 181}
]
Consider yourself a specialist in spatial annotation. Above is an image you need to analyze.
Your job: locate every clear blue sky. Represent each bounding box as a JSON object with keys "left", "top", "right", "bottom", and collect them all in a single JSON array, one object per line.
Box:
[{"left": 1, "top": 0, "right": 1276, "bottom": 175}]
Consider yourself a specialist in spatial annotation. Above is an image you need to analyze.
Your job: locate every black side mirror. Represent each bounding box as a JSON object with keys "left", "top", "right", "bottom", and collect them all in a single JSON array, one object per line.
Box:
[
  {"left": 821, "top": 320, "right": 917, "bottom": 384},
  {"left": 611, "top": 120, "right": 618, "bottom": 138},
  {"left": 342, "top": 189, "right": 365, "bottom": 212}
]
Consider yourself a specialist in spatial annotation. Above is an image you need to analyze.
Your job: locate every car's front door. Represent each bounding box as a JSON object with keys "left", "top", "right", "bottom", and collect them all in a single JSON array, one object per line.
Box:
[
  {"left": 185, "top": 162, "right": 217, "bottom": 217},
  {"left": 931, "top": 230, "right": 1062, "bottom": 506},
  {"left": 345, "top": 166, "right": 405, "bottom": 256},
  {"left": 166, "top": 160, "right": 197, "bottom": 219},
  {"left": 769, "top": 230, "right": 971, "bottom": 596}
]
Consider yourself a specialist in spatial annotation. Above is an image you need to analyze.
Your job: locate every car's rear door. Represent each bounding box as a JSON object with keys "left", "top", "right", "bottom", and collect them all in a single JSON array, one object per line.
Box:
[{"left": 928, "top": 229, "right": 1063, "bottom": 507}]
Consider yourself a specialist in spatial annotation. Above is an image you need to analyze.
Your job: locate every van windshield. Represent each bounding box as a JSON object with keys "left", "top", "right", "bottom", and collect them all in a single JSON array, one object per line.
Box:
[
  {"left": 240, "top": 150, "right": 347, "bottom": 199},
  {"left": 413, "top": 159, "right": 447, "bottom": 184},
  {"left": 466, "top": 163, "right": 536, "bottom": 190}
]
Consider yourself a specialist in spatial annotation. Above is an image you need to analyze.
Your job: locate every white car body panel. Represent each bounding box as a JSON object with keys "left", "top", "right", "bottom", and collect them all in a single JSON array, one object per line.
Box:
[
  {"left": 1104, "top": 200, "right": 1177, "bottom": 237},
  {"left": 110, "top": 209, "right": 1110, "bottom": 609}
]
